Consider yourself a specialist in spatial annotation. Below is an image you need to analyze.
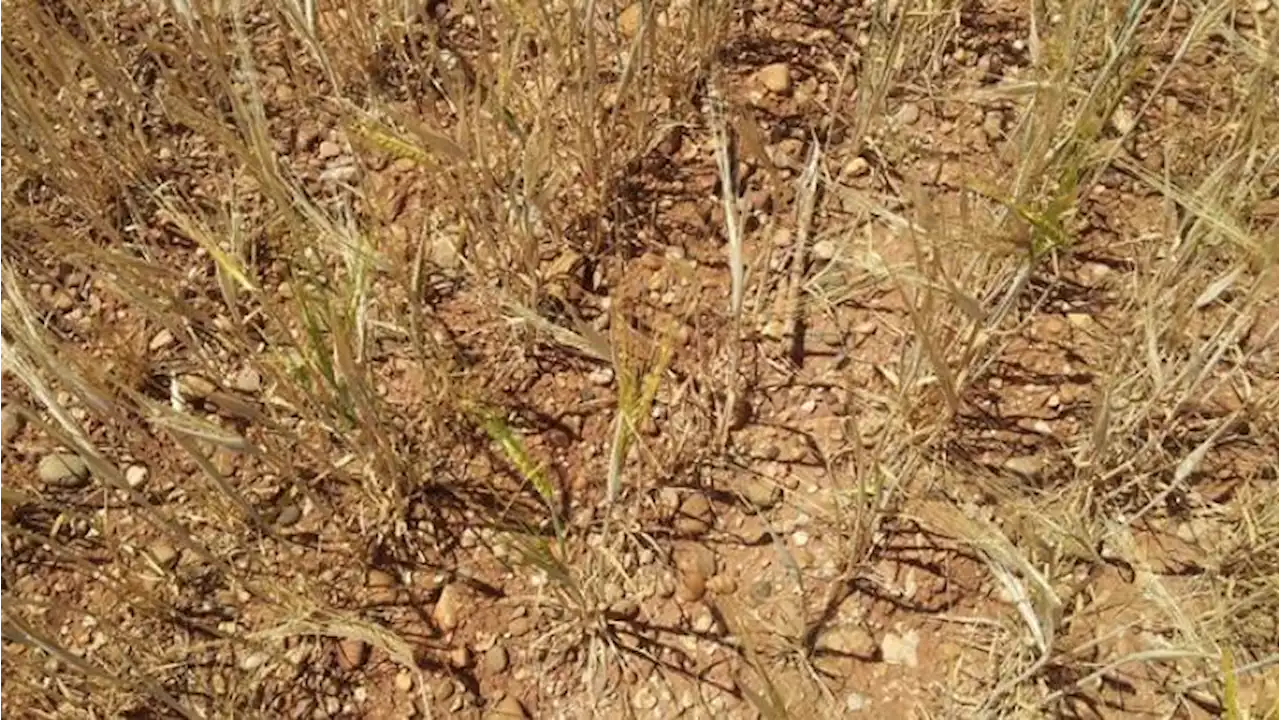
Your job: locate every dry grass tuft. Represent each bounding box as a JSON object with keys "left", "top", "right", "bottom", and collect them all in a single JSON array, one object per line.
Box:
[{"left": 2, "top": 0, "right": 1276, "bottom": 716}]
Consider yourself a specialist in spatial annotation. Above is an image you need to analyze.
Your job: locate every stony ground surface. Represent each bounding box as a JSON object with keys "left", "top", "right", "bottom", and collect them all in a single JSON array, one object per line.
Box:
[{"left": 2, "top": 0, "right": 1277, "bottom": 718}]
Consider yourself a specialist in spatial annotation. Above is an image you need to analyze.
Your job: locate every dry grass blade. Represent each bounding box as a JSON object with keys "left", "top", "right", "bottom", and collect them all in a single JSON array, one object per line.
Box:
[
  {"left": 707, "top": 86, "right": 745, "bottom": 319},
  {"left": 3, "top": 605, "right": 201, "bottom": 719},
  {"left": 783, "top": 141, "right": 821, "bottom": 365}
]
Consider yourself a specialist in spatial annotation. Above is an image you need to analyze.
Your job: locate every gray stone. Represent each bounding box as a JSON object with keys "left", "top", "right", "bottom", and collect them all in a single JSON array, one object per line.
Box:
[
  {"left": 880, "top": 629, "right": 920, "bottom": 667},
  {"left": 38, "top": 453, "right": 90, "bottom": 488}
]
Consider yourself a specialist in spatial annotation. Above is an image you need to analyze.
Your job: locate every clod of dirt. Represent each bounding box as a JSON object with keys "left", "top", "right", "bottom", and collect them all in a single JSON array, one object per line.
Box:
[
  {"left": 676, "top": 543, "right": 717, "bottom": 576},
  {"left": 772, "top": 138, "right": 805, "bottom": 168},
  {"left": 880, "top": 629, "right": 920, "bottom": 667},
  {"left": 676, "top": 570, "right": 707, "bottom": 602},
  {"left": 509, "top": 616, "right": 533, "bottom": 636},
  {"left": 318, "top": 140, "right": 342, "bottom": 160},
  {"left": 1, "top": 407, "right": 25, "bottom": 446},
  {"left": 982, "top": 111, "right": 1004, "bottom": 142},
  {"left": 1066, "top": 312, "right": 1093, "bottom": 328},
  {"left": 482, "top": 645, "right": 509, "bottom": 674},
  {"left": 238, "top": 651, "right": 268, "bottom": 672},
  {"left": 228, "top": 367, "right": 262, "bottom": 393},
  {"left": 336, "top": 638, "right": 369, "bottom": 671},
  {"left": 609, "top": 598, "right": 640, "bottom": 620},
  {"left": 38, "top": 453, "right": 90, "bottom": 488},
  {"left": 146, "top": 539, "right": 180, "bottom": 570},
  {"left": 741, "top": 477, "right": 781, "bottom": 510},
  {"left": 894, "top": 102, "right": 921, "bottom": 126},
  {"left": 485, "top": 695, "right": 528, "bottom": 720},
  {"left": 1109, "top": 105, "right": 1136, "bottom": 135},
  {"left": 618, "top": 3, "right": 642, "bottom": 37},
  {"left": 818, "top": 624, "right": 878, "bottom": 657},
  {"left": 320, "top": 164, "right": 358, "bottom": 184},
  {"left": 812, "top": 239, "right": 837, "bottom": 262},
  {"left": 674, "top": 492, "right": 714, "bottom": 535},
  {"left": 275, "top": 503, "right": 302, "bottom": 527},
  {"left": 757, "top": 63, "right": 792, "bottom": 95},
  {"left": 587, "top": 367, "right": 614, "bottom": 386},
  {"left": 367, "top": 569, "right": 398, "bottom": 603},
  {"left": 434, "top": 582, "right": 469, "bottom": 632},
  {"left": 738, "top": 515, "right": 768, "bottom": 545},
  {"left": 844, "top": 156, "right": 870, "bottom": 177},
  {"left": 295, "top": 122, "right": 321, "bottom": 152},
  {"left": 1002, "top": 455, "right": 1044, "bottom": 480},
  {"left": 394, "top": 670, "right": 414, "bottom": 693}
]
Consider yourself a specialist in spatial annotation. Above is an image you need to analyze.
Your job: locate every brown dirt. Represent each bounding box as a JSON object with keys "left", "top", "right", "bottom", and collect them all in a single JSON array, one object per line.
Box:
[{"left": 2, "top": 0, "right": 1277, "bottom": 718}]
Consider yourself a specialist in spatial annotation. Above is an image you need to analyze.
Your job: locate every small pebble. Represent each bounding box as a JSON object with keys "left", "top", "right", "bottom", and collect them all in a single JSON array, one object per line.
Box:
[
  {"left": 336, "top": 638, "right": 369, "bottom": 670},
  {"left": 1067, "top": 312, "right": 1092, "bottom": 328},
  {"left": 239, "top": 651, "right": 269, "bottom": 672},
  {"left": 394, "top": 670, "right": 414, "bottom": 692},
  {"left": 820, "top": 625, "right": 878, "bottom": 656},
  {"left": 435, "top": 679, "right": 456, "bottom": 702},
  {"left": 587, "top": 367, "right": 615, "bottom": 386},
  {"left": 367, "top": 569, "right": 398, "bottom": 602},
  {"left": 485, "top": 695, "right": 528, "bottom": 720},
  {"left": 147, "top": 539, "right": 179, "bottom": 570},
  {"left": 982, "top": 111, "right": 1004, "bottom": 141},
  {"left": 674, "top": 493, "right": 714, "bottom": 535},
  {"left": 483, "top": 645, "right": 509, "bottom": 674},
  {"left": 275, "top": 504, "right": 302, "bottom": 527},
  {"left": 434, "top": 583, "right": 468, "bottom": 632},
  {"left": 691, "top": 610, "right": 714, "bottom": 633},
  {"left": 609, "top": 598, "right": 640, "bottom": 620},
  {"left": 319, "top": 165, "right": 358, "bottom": 183},
  {"left": 229, "top": 367, "right": 261, "bottom": 393},
  {"left": 38, "top": 453, "right": 90, "bottom": 488},
  {"left": 706, "top": 574, "right": 738, "bottom": 595},
  {"left": 894, "top": 102, "right": 920, "bottom": 126},
  {"left": 633, "top": 686, "right": 658, "bottom": 710},
  {"left": 509, "top": 617, "right": 533, "bottom": 636},
  {"left": 1, "top": 407, "right": 26, "bottom": 446},
  {"left": 1003, "top": 455, "right": 1044, "bottom": 480},
  {"left": 125, "top": 465, "right": 149, "bottom": 489},
  {"left": 676, "top": 571, "right": 707, "bottom": 602},
  {"left": 757, "top": 63, "right": 792, "bottom": 94},
  {"left": 149, "top": 329, "right": 175, "bottom": 351},
  {"left": 618, "top": 3, "right": 643, "bottom": 37},
  {"left": 1109, "top": 105, "right": 1136, "bottom": 135},
  {"left": 880, "top": 629, "right": 920, "bottom": 667},
  {"left": 448, "top": 645, "right": 471, "bottom": 669},
  {"left": 843, "top": 156, "right": 870, "bottom": 177},
  {"left": 742, "top": 477, "right": 781, "bottom": 510},
  {"left": 177, "top": 374, "right": 216, "bottom": 399}
]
